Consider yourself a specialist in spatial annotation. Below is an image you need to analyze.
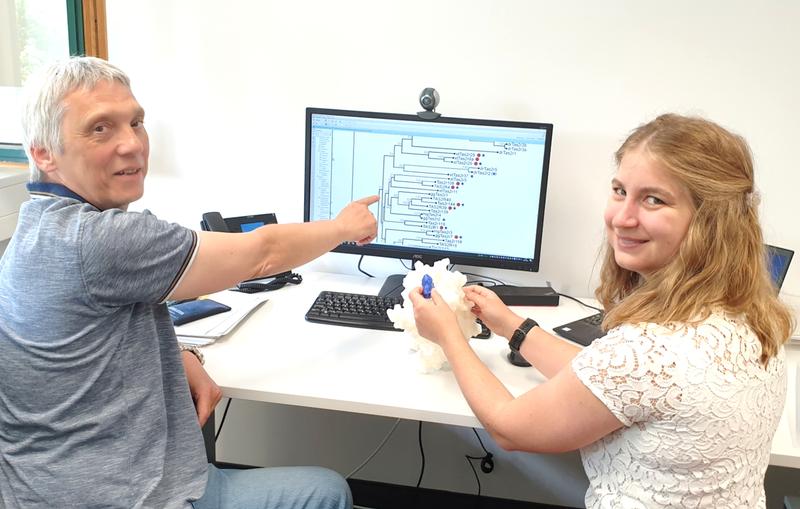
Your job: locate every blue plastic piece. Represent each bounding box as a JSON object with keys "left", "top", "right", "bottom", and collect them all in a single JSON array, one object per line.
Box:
[{"left": 421, "top": 274, "right": 433, "bottom": 299}]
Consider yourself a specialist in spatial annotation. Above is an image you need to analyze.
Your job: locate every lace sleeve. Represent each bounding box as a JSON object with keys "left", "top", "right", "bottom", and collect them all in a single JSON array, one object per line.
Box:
[{"left": 571, "top": 323, "right": 684, "bottom": 427}]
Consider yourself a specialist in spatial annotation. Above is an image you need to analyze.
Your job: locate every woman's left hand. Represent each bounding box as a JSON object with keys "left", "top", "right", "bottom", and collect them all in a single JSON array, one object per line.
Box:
[{"left": 408, "top": 287, "right": 463, "bottom": 346}]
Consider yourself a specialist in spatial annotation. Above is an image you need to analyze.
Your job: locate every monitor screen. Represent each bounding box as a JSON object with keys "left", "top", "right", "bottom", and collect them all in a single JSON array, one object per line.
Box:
[
  {"left": 766, "top": 244, "right": 793, "bottom": 290},
  {"left": 304, "top": 107, "right": 553, "bottom": 276}
]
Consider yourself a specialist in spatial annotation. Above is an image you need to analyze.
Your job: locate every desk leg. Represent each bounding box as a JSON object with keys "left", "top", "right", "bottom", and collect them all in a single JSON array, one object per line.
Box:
[{"left": 202, "top": 410, "right": 216, "bottom": 464}]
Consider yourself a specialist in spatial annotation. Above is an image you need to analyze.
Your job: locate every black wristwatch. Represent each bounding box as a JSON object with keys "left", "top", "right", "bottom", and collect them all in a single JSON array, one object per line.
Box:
[{"left": 509, "top": 318, "right": 538, "bottom": 352}]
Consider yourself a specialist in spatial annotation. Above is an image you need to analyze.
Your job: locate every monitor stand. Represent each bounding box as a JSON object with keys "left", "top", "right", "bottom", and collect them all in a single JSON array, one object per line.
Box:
[
  {"left": 378, "top": 274, "right": 406, "bottom": 300},
  {"left": 377, "top": 254, "right": 441, "bottom": 301}
]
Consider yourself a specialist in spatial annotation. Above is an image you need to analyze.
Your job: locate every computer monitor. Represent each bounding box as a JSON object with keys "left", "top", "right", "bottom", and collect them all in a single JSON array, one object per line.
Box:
[
  {"left": 766, "top": 244, "right": 793, "bottom": 291},
  {"left": 304, "top": 107, "right": 553, "bottom": 297}
]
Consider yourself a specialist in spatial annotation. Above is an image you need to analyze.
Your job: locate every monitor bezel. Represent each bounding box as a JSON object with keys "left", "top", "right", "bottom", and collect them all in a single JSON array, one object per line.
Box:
[{"left": 304, "top": 107, "right": 553, "bottom": 272}]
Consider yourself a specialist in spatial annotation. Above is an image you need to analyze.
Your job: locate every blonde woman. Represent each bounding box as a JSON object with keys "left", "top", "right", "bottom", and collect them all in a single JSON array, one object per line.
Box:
[{"left": 409, "top": 114, "right": 794, "bottom": 508}]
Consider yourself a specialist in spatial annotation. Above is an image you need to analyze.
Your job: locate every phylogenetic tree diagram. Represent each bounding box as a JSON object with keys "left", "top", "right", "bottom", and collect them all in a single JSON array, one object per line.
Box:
[{"left": 375, "top": 135, "right": 528, "bottom": 251}]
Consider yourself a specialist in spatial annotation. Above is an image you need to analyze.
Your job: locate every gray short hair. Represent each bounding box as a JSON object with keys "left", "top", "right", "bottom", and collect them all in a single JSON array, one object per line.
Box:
[{"left": 21, "top": 57, "right": 131, "bottom": 182}]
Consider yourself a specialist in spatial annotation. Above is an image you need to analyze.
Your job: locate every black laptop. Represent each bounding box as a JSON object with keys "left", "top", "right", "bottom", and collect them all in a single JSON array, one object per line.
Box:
[{"left": 553, "top": 244, "right": 794, "bottom": 347}]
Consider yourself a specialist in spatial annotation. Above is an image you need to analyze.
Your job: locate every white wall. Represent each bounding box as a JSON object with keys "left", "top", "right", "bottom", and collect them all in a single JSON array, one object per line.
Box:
[
  {"left": 106, "top": 1, "right": 800, "bottom": 506},
  {"left": 108, "top": 0, "right": 800, "bottom": 298}
]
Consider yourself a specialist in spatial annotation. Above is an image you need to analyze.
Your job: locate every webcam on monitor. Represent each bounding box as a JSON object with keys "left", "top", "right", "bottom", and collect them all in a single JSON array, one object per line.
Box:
[{"left": 417, "top": 87, "right": 441, "bottom": 120}]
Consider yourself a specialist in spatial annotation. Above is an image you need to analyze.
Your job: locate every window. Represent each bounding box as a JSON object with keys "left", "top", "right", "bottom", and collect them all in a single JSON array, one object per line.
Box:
[{"left": 0, "top": 0, "right": 106, "bottom": 146}]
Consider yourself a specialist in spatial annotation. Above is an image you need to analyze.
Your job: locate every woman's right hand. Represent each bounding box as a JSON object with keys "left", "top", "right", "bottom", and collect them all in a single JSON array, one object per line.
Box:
[{"left": 463, "top": 285, "right": 525, "bottom": 339}]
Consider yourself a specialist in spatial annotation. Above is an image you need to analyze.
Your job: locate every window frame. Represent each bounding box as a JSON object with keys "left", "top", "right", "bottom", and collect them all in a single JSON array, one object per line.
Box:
[{"left": 67, "top": 0, "right": 107, "bottom": 58}]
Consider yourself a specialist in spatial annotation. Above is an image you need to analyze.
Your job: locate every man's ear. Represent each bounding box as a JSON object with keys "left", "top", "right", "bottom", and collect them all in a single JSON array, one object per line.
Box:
[{"left": 29, "top": 146, "right": 58, "bottom": 175}]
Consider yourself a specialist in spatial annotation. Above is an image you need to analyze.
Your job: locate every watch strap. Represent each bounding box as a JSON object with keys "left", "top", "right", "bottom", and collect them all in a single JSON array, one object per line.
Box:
[
  {"left": 179, "top": 344, "right": 205, "bottom": 365},
  {"left": 509, "top": 318, "right": 538, "bottom": 352}
]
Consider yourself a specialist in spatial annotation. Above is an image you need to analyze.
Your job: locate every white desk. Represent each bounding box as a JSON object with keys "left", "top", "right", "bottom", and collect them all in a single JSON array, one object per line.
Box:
[{"left": 202, "top": 270, "right": 800, "bottom": 468}]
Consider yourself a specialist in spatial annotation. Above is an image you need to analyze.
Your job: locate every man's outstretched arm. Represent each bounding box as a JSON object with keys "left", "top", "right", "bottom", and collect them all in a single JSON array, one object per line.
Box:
[{"left": 170, "top": 195, "right": 378, "bottom": 300}]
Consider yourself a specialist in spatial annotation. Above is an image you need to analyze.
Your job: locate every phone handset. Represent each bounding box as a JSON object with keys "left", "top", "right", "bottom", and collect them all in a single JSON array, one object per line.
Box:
[{"left": 200, "top": 212, "right": 229, "bottom": 232}]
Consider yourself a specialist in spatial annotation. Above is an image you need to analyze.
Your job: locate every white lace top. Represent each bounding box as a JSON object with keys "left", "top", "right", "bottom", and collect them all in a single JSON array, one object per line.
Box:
[{"left": 572, "top": 311, "right": 786, "bottom": 508}]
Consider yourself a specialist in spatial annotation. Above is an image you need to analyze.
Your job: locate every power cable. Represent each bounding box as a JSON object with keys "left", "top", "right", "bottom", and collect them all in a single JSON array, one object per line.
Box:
[
  {"left": 357, "top": 255, "right": 374, "bottom": 278},
  {"left": 214, "top": 398, "right": 232, "bottom": 442},
  {"left": 345, "top": 418, "right": 402, "bottom": 479},
  {"left": 415, "top": 421, "right": 425, "bottom": 488}
]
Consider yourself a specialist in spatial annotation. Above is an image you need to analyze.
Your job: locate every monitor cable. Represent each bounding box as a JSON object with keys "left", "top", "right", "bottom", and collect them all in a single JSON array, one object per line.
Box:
[
  {"left": 556, "top": 292, "right": 604, "bottom": 313},
  {"left": 357, "top": 255, "right": 374, "bottom": 278},
  {"left": 214, "top": 398, "right": 233, "bottom": 442},
  {"left": 345, "top": 418, "right": 402, "bottom": 479}
]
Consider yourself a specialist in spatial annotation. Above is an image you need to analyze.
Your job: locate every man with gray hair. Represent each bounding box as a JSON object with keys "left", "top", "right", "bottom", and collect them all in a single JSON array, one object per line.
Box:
[{"left": 0, "top": 56, "right": 378, "bottom": 508}]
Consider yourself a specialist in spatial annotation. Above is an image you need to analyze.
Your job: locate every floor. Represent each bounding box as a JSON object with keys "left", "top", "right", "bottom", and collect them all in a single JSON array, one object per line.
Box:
[{"left": 348, "top": 479, "right": 574, "bottom": 509}]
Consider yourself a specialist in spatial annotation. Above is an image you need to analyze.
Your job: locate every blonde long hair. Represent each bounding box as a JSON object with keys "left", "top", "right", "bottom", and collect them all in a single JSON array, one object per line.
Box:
[{"left": 596, "top": 114, "right": 793, "bottom": 363}]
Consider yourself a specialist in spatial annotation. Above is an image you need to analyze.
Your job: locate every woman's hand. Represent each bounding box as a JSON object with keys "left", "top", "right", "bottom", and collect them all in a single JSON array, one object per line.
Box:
[
  {"left": 463, "top": 285, "right": 525, "bottom": 339},
  {"left": 408, "top": 287, "right": 463, "bottom": 347}
]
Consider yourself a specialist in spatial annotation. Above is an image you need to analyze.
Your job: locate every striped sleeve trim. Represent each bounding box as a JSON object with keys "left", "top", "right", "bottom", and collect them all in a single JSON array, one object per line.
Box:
[{"left": 158, "top": 230, "right": 199, "bottom": 304}]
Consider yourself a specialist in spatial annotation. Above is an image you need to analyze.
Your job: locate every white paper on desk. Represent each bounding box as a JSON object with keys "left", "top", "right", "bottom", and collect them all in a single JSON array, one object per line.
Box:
[
  {"left": 176, "top": 335, "right": 215, "bottom": 347},
  {"left": 173, "top": 290, "right": 269, "bottom": 341}
]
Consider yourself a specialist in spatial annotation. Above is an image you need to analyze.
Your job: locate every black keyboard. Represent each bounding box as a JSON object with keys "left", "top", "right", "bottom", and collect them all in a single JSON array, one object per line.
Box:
[
  {"left": 305, "top": 291, "right": 402, "bottom": 331},
  {"left": 305, "top": 290, "right": 492, "bottom": 338}
]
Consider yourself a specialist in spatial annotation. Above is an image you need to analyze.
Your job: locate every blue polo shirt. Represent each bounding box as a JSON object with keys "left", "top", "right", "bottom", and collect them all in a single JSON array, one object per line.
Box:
[{"left": 0, "top": 183, "right": 205, "bottom": 508}]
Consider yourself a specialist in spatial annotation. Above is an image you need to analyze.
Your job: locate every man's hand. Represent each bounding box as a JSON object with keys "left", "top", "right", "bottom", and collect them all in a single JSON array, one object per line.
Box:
[
  {"left": 334, "top": 195, "right": 379, "bottom": 245},
  {"left": 181, "top": 351, "right": 222, "bottom": 426}
]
